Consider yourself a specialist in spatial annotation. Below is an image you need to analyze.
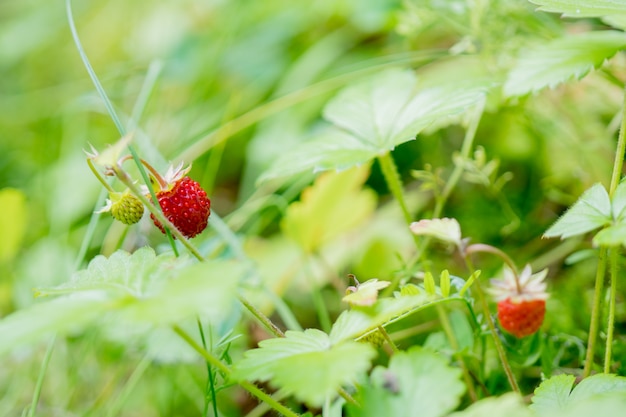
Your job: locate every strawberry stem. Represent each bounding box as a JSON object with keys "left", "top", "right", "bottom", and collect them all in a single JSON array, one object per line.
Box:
[
  {"left": 464, "top": 243, "right": 522, "bottom": 293},
  {"left": 86, "top": 158, "right": 116, "bottom": 194}
]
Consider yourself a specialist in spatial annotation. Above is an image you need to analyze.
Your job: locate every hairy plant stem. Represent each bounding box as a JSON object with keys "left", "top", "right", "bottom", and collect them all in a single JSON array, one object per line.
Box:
[
  {"left": 584, "top": 83, "right": 626, "bottom": 377},
  {"left": 583, "top": 248, "right": 608, "bottom": 378},
  {"left": 377, "top": 326, "right": 399, "bottom": 354},
  {"left": 435, "top": 305, "right": 478, "bottom": 402},
  {"left": 172, "top": 325, "right": 299, "bottom": 417},
  {"left": 464, "top": 257, "right": 520, "bottom": 393},
  {"left": 605, "top": 249, "right": 619, "bottom": 373}
]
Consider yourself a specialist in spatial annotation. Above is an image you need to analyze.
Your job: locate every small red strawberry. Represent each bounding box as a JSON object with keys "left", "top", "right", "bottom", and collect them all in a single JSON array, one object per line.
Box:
[
  {"left": 147, "top": 164, "right": 211, "bottom": 239},
  {"left": 490, "top": 265, "right": 548, "bottom": 338}
]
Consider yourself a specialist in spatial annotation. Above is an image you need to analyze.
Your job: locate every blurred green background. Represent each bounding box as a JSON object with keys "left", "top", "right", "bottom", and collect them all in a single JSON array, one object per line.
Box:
[{"left": 1, "top": 0, "right": 625, "bottom": 415}]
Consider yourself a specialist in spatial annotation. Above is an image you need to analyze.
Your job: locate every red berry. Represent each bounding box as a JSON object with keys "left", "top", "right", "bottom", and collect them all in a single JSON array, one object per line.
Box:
[
  {"left": 497, "top": 298, "right": 546, "bottom": 338},
  {"left": 150, "top": 177, "right": 211, "bottom": 239}
]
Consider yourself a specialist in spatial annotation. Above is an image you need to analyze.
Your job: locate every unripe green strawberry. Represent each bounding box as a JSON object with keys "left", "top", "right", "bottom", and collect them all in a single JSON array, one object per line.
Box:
[
  {"left": 490, "top": 265, "right": 548, "bottom": 338},
  {"left": 98, "top": 190, "right": 144, "bottom": 225},
  {"left": 111, "top": 191, "right": 144, "bottom": 224},
  {"left": 358, "top": 330, "right": 385, "bottom": 347}
]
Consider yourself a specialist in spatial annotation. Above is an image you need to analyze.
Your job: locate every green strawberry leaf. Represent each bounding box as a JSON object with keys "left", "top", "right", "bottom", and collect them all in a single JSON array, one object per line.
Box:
[
  {"left": 610, "top": 181, "right": 626, "bottom": 220},
  {"left": 530, "top": 374, "right": 577, "bottom": 414},
  {"left": 233, "top": 329, "right": 376, "bottom": 407},
  {"left": 346, "top": 347, "right": 465, "bottom": 417},
  {"left": 343, "top": 279, "right": 390, "bottom": 307},
  {"left": 120, "top": 260, "right": 242, "bottom": 324},
  {"left": 0, "top": 295, "right": 115, "bottom": 356},
  {"left": 36, "top": 248, "right": 242, "bottom": 325},
  {"left": 543, "top": 183, "right": 612, "bottom": 239},
  {"left": 330, "top": 294, "right": 434, "bottom": 343},
  {"left": 531, "top": 373, "right": 626, "bottom": 416},
  {"left": 592, "top": 223, "right": 626, "bottom": 247},
  {"left": 281, "top": 165, "right": 377, "bottom": 253},
  {"left": 449, "top": 393, "right": 533, "bottom": 417},
  {"left": 35, "top": 246, "right": 174, "bottom": 297},
  {"left": 259, "top": 68, "right": 488, "bottom": 181},
  {"left": 529, "top": 0, "right": 626, "bottom": 17},
  {"left": 504, "top": 31, "right": 626, "bottom": 97}
]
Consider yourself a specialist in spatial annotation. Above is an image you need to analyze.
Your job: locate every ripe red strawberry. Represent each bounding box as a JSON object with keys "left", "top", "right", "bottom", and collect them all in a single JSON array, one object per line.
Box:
[
  {"left": 497, "top": 298, "right": 546, "bottom": 338},
  {"left": 148, "top": 164, "right": 211, "bottom": 239},
  {"left": 490, "top": 265, "right": 548, "bottom": 338}
]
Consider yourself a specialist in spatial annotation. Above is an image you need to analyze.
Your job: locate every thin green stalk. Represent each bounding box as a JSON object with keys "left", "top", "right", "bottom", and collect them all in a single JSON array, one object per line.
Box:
[
  {"left": 378, "top": 326, "right": 399, "bottom": 354},
  {"left": 172, "top": 325, "right": 299, "bottom": 417},
  {"left": 378, "top": 152, "right": 413, "bottom": 225},
  {"left": 26, "top": 335, "right": 56, "bottom": 417},
  {"left": 105, "top": 355, "right": 151, "bottom": 417},
  {"left": 432, "top": 101, "right": 484, "bottom": 219},
  {"left": 584, "top": 248, "right": 607, "bottom": 378},
  {"left": 435, "top": 305, "right": 478, "bottom": 402},
  {"left": 464, "top": 257, "right": 520, "bottom": 393},
  {"left": 238, "top": 295, "right": 285, "bottom": 338},
  {"left": 197, "top": 320, "right": 219, "bottom": 417},
  {"left": 305, "top": 254, "right": 332, "bottom": 333},
  {"left": 584, "top": 83, "right": 626, "bottom": 376},
  {"left": 604, "top": 249, "right": 619, "bottom": 374}
]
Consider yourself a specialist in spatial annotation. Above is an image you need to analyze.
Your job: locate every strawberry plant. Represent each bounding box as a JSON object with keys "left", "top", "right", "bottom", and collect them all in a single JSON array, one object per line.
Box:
[{"left": 4, "top": 0, "right": 626, "bottom": 416}]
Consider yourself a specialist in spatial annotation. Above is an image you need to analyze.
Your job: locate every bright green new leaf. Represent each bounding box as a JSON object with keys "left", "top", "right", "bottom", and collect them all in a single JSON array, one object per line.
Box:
[
  {"left": 343, "top": 279, "right": 390, "bottom": 307},
  {"left": 0, "top": 188, "right": 27, "bottom": 263},
  {"left": 329, "top": 294, "right": 432, "bottom": 343},
  {"left": 0, "top": 295, "right": 114, "bottom": 356},
  {"left": 531, "top": 373, "right": 626, "bottom": 416},
  {"left": 233, "top": 329, "right": 376, "bottom": 407},
  {"left": 504, "top": 31, "right": 626, "bottom": 97},
  {"left": 259, "top": 69, "right": 487, "bottom": 181},
  {"left": 346, "top": 347, "right": 464, "bottom": 417},
  {"left": 543, "top": 183, "right": 611, "bottom": 239},
  {"left": 530, "top": 0, "right": 626, "bottom": 17},
  {"left": 281, "top": 165, "right": 377, "bottom": 253},
  {"left": 449, "top": 393, "right": 533, "bottom": 417},
  {"left": 409, "top": 217, "right": 462, "bottom": 245}
]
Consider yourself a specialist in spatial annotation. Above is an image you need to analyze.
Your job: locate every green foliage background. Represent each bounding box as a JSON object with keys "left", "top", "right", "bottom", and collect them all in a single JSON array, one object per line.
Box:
[{"left": 2, "top": 0, "right": 626, "bottom": 416}]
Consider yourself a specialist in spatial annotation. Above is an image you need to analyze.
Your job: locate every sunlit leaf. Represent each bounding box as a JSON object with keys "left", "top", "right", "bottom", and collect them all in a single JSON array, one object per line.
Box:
[
  {"left": 409, "top": 217, "right": 462, "bottom": 245},
  {"left": 343, "top": 279, "right": 390, "bottom": 307},
  {"left": 504, "top": 31, "right": 626, "bottom": 97},
  {"left": 36, "top": 247, "right": 176, "bottom": 297},
  {"left": 611, "top": 181, "right": 626, "bottom": 220},
  {"left": 233, "top": 329, "right": 376, "bottom": 407},
  {"left": 449, "top": 393, "right": 533, "bottom": 417},
  {"left": 346, "top": 347, "right": 465, "bottom": 417},
  {"left": 531, "top": 373, "right": 626, "bottom": 416},
  {"left": 0, "top": 188, "right": 27, "bottom": 263},
  {"left": 592, "top": 224, "right": 626, "bottom": 247},
  {"left": 281, "top": 165, "right": 377, "bottom": 253},
  {"left": 259, "top": 69, "right": 488, "bottom": 181},
  {"left": 329, "top": 294, "right": 434, "bottom": 343},
  {"left": 530, "top": 0, "right": 626, "bottom": 17},
  {"left": 120, "top": 260, "right": 242, "bottom": 324},
  {"left": 543, "top": 183, "right": 611, "bottom": 239},
  {"left": 36, "top": 248, "right": 242, "bottom": 326}
]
